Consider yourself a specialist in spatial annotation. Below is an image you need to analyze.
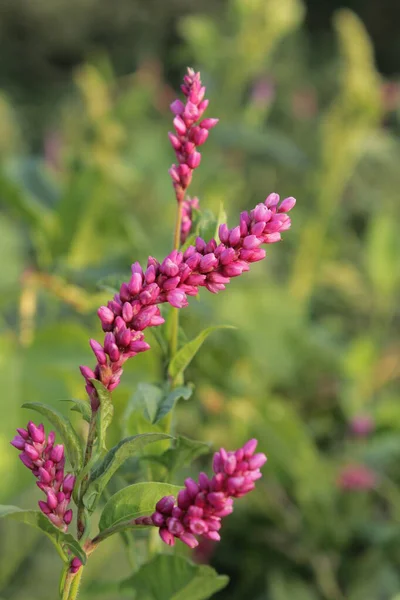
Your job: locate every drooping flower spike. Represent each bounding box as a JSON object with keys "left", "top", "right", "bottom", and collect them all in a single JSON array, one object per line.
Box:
[
  {"left": 11, "top": 422, "right": 75, "bottom": 530},
  {"left": 80, "top": 193, "right": 296, "bottom": 408},
  {"left": 149, "top": 439, "right": 266, "bottom": 548}
]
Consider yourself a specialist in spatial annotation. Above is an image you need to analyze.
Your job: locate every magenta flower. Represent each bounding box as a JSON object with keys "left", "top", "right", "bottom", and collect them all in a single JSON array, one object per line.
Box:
[
  {"left": 11, "top": 422, "right": 75, "bottom": 530},
  {"left": 337, "top": 464, "right": 377, "bottom": 491},
  {"left": 168, "top": 68, "right": 218, "bottom": 203},
  {"left": 150, "top": 439, "right": 266, "bottom": 548},
  {"left": 80, "top": 193, "right": 295, "bottom": 408}
]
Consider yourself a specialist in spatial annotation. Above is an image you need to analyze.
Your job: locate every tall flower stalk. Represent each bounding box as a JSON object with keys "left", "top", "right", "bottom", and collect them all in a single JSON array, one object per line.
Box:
[{"left": 6, "top": 67, "right": 295, "bottom": 600}]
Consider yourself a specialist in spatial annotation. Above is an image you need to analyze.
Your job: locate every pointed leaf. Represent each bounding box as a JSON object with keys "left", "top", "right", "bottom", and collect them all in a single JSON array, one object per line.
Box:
[
  {"left": 83, "top": 433, "right": 172, "bottom": 512},
  {"left": 121, "top": 554, "right": 229, "bottom": 600},
  {"left": 22, "top": 402, "right": 83, "bottom": 472},
  {"left": 99, "top": 482, "right": 182, "bottom": 531},
  {"left": 153, "top": 386, "right": 193, "bottom": 424},
  {"left": 0, "top": 506, "right": 86, "bottom": 564},
  {"left": 61, "top": 398, "right": 92, "bottom": 423},
  {"left": 90, "top": 379, "right": 114, "bottom": 451},
  {"left": 168, "top": 326, "right": 235, "bottom": 381}
]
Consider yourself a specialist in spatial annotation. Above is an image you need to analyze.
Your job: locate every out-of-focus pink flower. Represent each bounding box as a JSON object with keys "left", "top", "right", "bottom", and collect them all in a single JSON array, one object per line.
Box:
[
  {"left": 80, "top": 193, "right": 295, "bottom": 407},
  {"left": 11, "top": 422, "right": 75, "bottom": 530},
  {"left": 150, "top": 439, "right": 267, "bottom": 548},
  {"left": 349, "top": 415, "right": 375, "bottom": 437},
  {"left": 337, "top": 464, "right": 377, "bottom": 491}
]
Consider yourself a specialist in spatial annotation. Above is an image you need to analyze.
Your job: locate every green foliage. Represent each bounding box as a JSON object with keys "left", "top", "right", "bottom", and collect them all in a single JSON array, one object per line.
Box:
[
  {"left": 121, "top": 554, "right": 229, "bottom": 600},
  {"left": 0, "top": 506, "right": 86, "bottom": 564},
  {"left": 98, "top": 482, "right": 182, "bottom": 531},
  {"left": 168, "top": 326, "right": 235, "bottom": 382},
  {"left": 157, "top": 435, "right": 211, "bottom": 474},
  {"left": 83, "top": 433, "right": 171, "bottom": 512}
]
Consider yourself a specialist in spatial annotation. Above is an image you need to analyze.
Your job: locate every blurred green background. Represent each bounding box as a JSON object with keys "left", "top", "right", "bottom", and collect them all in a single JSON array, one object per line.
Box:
[{"left": 1, "top": 0, "right": 400, "bottom": 598}]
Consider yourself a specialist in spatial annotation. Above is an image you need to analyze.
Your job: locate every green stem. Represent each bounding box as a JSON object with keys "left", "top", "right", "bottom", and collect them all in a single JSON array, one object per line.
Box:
[
  {"left": 169, "top": 201, "right": 183, "bottom": 359},
  {"left": 77, "top": 413, "right": 97, "bottom": 539},
  {"left": 67, "top": 568, "right": 84, "bottom": 600}
]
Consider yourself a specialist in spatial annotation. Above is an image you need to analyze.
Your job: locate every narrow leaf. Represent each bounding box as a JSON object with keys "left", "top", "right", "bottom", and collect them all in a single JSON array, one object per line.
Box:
[
  {"left": 61, "top": 398, "right": 92, "bottom": 423},
  {"left": 121, "top": 554, "right": 229, "bottom": 600},
  {"left": 153, "top": 386, "right": 193, "bottom": 424},
  {"left": 22, "top": 402, "right": 83, "bottom": 472},
  {"left": 0, "top": 506, "right": 86, "bottom": 564},
  {"left": 99, "top": 482, "right": 182, "bottom": 531},
  {"left": 90, "top": 379, "right": 114, "bottom": 451},
  {"left": 168, "top": 326, "right": 235, "bottom": 381},
  {"left": 83, "top": 433, "right": 172, "bottom": 512}
]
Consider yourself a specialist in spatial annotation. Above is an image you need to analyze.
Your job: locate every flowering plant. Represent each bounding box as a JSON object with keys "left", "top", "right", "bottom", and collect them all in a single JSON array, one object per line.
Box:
[{"left": 3, "top": 68, "right": 294, "bottom": 599}]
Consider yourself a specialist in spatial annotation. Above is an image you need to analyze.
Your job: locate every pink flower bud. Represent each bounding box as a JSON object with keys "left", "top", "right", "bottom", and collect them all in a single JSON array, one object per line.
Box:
[
  {"left": 50, "top": 445, "right": 64, "bottom": 463},
  {"left": 28, "top": 422, "right": 45, "bottom": 444},
  {"left": 193, "top": 128, "right": 209, "bottom": 145},
  {"left": 79, "top": 366, "right": 95, "bottom": 381},
  {"left": 200, "top": 118, "right": 219, "bottom": 130},
  {"left": 170, "top": 99, "right": 185, "bottom": 115},
  {"left": 159, "top": 528, "right": 175, "bottom": 546},
  {"left": 173, "top": 115, "right": 187, "bottom": 136},
  {"left": 167, "top": 289, "right": 188, "bottom": 308},
  {"left": 278, "top": 196, "right": 296, "bottom": 213},
  {"left": 228, "top": 227, "right": 241, "bottom": 246},
  {"left": 168, "top": 132, "right": 181, "bottom": 151},
  {"left": 47, "top": 490, "right": 58, "bottom": 510},
  {"left": 10, "top": 436, "right": 26, "bottom": 450},
  {"left": 186, "top": 151, "right": 201, "bottom": 169},
  {"left": 38, "top": 500, "right": 51, "bottom": 514}
]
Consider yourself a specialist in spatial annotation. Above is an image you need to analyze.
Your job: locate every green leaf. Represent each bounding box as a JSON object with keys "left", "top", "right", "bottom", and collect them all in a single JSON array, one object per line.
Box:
[
  {"left": 0, "top": 506, "right": 86, "bottom": 565},
  {"left": 126, "top": 383, "right": 193, "bottom": 425},
  {"left": 61, "top": 398, "right": 92, "bottom": 423},
  {"left": 99, "top": 482, "right": 182, "bottom": 531},
  {"left": 168, "top": 326, "right": 235, "bottom": 381},
  {"left": 159, "top": 435, "right": 211, "bottom": 473},
  {"left": 83, "top": 434, "right": 172, "bottom": 512},
  {"left": 121, "top": 554, "right": 229, "bottom": 600},
  {"left": 153, "top": 386, "right": 193, "bottom": 424},
  {"left": 90, "top": 379, "right": 114, "bottom": 451},
  {"left": 22, "top": 402, "right": 83, "bottom": 472}
]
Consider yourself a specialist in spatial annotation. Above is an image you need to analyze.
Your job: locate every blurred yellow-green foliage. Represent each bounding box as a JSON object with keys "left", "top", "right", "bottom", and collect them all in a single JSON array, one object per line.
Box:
[{"left": 1, "top": 0, "right": 400, "bottom": 598}]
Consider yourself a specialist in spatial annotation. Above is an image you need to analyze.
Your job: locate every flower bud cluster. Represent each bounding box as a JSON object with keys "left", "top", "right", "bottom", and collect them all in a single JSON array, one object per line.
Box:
[
  {"left": 80, "top": 193, "right": 295, "bottom": 407},
  {"left": 11, "top": 422, "right": 75, "bottom": 531},
  {"left": 168, "top": 68, "right": 218, "bottom": 202},
  {"left": 180, "top": 196, "right": 199, "bottom": 244},
  {"left": 151, "top": 439, "right": 266, "bottom": 548}
]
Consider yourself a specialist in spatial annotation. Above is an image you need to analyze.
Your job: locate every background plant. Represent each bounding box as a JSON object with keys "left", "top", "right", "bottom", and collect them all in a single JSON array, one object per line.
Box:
[{"left": 1, "top": 0, "right": 400, "bottom": 598}]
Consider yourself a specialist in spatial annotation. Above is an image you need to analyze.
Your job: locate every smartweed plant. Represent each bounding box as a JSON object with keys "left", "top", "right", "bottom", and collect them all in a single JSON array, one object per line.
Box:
[{"left": 5, "top": 68, "right": 295, "bottom": 599}]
